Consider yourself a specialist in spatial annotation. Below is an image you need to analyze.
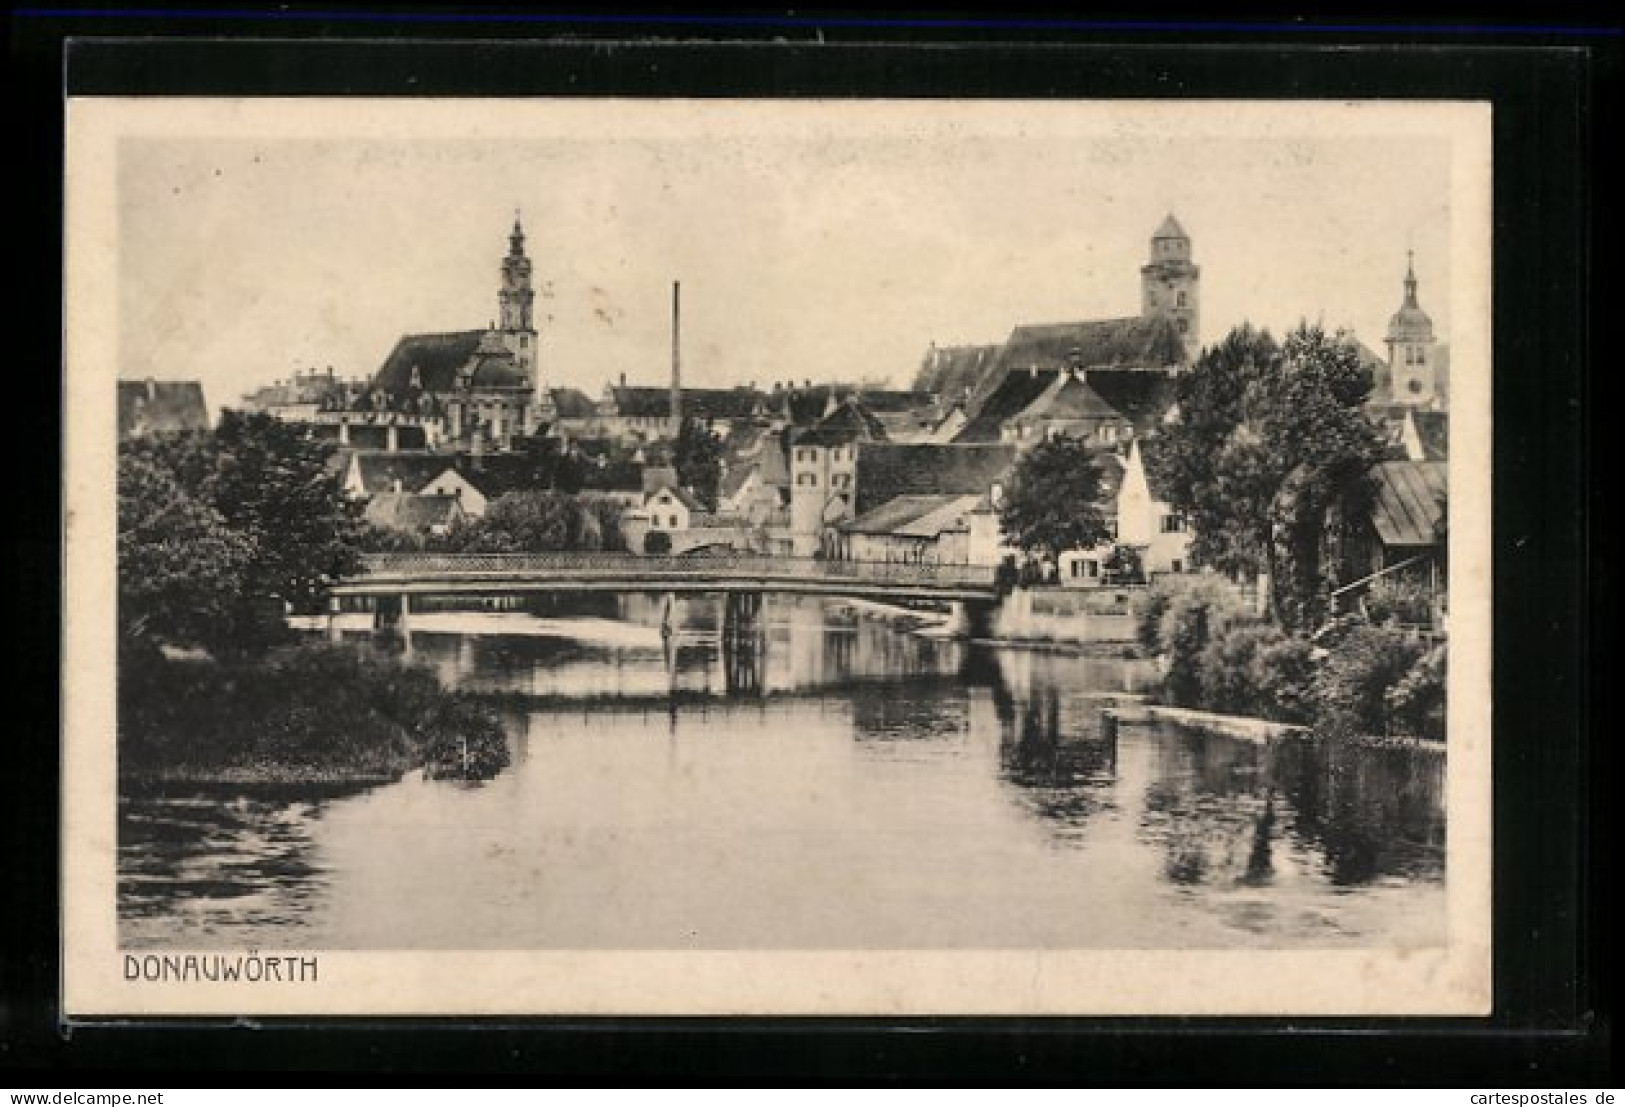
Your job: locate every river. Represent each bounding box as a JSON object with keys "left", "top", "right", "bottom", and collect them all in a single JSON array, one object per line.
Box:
[{"left": 119, "top": 595, "right": 1446, "bottom": 949}]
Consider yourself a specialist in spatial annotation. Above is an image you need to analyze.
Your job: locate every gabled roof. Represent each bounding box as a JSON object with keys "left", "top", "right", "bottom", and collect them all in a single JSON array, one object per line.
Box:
[
  {"left": 953, "top": 369, "right": 1061, "bottom": 443},
  {"left": 793, "top": 399, "right": 889, "bottom": 447},
  {"left": 349, "top": 452, "right": 458, "bottom": 496},
  {"left": 1370, "top": 461, "right": 1447, "bottom": 548},
  {"left": 550, "top": 387, "right": 598, "bottom": 419},
  {"left": 718, "top": 461, "right": 759, "bottom": 502},
  {"left": 1152, "top": 213, "right": 1189, "bottom": 240},
  {"left": 1085, "top": 369, "right": 1179, "bottom": 431},
  {"left": 853, "top": 442, "right": 1018, "bottom": 516},
  {"left": 1408, "top": 410, "right": 1448, "bottom": 461},
  {"left": 841, "top": 493, "right": 979, "bottom": 537},
  {"left": 609, "top": 386, "right": 763, "bottom": 421},
  {"left": 364, "top": 492, "right": 463, "bottom": 532},
  {"left": 994, "top": 315, "right": 1187, "bottom": 377},
  {"left": 372, "top": 330, "right": 485, "bottom": 394},
  {"left": 912, "top": 343, "right": 1002, "bottom": 398},
  {"left": 645, "top": 480, "right": 705, "bottom": 514},
  {"left": 1014, "top": 372, "right": 1124, "bottom": 423},
  {"left": 117, "top": 380, "right": 209, "bottom": 440},
  {"left": 853, "top": 388, "right": 938, "bottom": 413}
]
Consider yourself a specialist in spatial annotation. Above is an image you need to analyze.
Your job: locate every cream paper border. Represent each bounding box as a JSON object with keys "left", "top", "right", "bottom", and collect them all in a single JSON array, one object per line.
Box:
[{"left": 63, "top": 98, "right": 1492, "bottom": 1017}]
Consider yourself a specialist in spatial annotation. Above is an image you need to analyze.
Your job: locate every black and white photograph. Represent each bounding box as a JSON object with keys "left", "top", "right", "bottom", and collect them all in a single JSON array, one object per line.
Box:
[{"left": 63, "top": 97, "right": 1491, "bottom": 1015}]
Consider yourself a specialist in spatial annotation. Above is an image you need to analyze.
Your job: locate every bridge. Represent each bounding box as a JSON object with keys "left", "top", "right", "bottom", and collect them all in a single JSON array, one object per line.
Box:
[{"left": 334, "top": 552, "right": 1003, "bottom": 603}]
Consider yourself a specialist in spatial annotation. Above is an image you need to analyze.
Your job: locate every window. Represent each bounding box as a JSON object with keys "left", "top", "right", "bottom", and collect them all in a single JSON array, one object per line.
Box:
[
  {"left": 669, "top": 515, "right": 678, "bottom": 528},
  {"left": 1161, "top": 513, "right": 1187, "bottom": 533},
  {"left": 1102, "top": 425, "right": 1117, "bottom": 443},
  {"left": 1177, "top": 319, "right": 1188, "bottom": 333},
  {"left": 1176, "top": 291, "right": 1187, "bottom": 307},
  {"left": 1170, "top": 559, "right": 1184, "bottom": 573}
]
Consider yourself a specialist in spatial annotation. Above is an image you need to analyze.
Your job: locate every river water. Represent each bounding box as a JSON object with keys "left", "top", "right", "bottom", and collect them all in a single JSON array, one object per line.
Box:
[{"left": 119, "top": 595, "right": 1446, "bottom": 949}]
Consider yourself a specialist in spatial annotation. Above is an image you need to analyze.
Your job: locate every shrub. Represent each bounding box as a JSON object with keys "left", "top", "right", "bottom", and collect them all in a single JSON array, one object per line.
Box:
[
  {"left": 1309, "top": 621, "right": 1427, "bottom": 738},
  {"left": 1250, "top": 632, "right": 1317, "bottom": 725},
  {"left": 1135, "top": 587, "right": 1171, "bottom": 652},
  {"left": 1363, "top": 575, "right": 1435, "bottom": 627},
  {"left": 1386, "top": 643, "right": 1447, "bottom": 741},
  {"left": 644, "top": 530, "right": 673, "bottom": 555}
]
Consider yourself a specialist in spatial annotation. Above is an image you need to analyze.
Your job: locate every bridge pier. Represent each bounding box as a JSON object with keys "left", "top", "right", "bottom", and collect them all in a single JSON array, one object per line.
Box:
[
  {"left": 721, "top": 590, "right": 767, "bottom": 698},
  {"left": 948, "top": 598, "right": 997, "bottom": 640}
]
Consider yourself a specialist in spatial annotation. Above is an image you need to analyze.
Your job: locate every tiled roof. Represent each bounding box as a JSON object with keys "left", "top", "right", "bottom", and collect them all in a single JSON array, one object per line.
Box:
[
  {"left": 350, "top": 453, "right": 462, "bottom": 496},
  {"left": 1370, "top": 461, "right": 1447, "bottom": 548},
  {"left": 842, "top": 493, "right": 983, "bottom": 538},
  {"left": 363, "top": 492, "right": 463, "bottom": 532},
  {"left": 550, "top": 387, "right": 598, "bottom": 419},
  {"left": 1085, "top": 369, "right": 1179, "bottom": 431},
  {"left": 912, "top": 343, "right": 1001, "bottom": 398},
  {"left": 645, "top": 481, "right": 705, "bottom": 514},
  {"left": 609, "top": 386, "right": 763, "bottom": 421},
  {"left": 1015, "top": 373, "right": 1123, "bottom": 423},
  {"left": 953, "top": 369, "right": 1060, "bottom": 443},
  {"left": 117, "top": 380, "right": 209, "bottom": 440},
  {"left": 372, "top": 330, "right": 484, "bottom": 394},
  {"left": 853, "top": 388, "right": 938, "bottom": 413},
  {"left": 853, "top": 442, "right": 1018, "bottom": 516},
  {"left": 793, "top": 399, "right": 889, "bottom": 447}
]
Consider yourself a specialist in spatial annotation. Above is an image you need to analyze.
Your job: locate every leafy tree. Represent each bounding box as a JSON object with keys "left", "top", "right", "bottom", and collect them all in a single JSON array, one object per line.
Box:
[
  {"left": 116, "top": 411, "right": 366, "bottom": 656},
  {"left": 997, "top": 436, "right": 1112, "bottom": 563},
  {"left": 673, "top": 416, "right": 724, "bottom": 510},
  {"left": 644, "top": 529, "right": 673, "bottom": 555},
  {"left": 518, "top": 429, "right": 586, "bottom": 494},
  {"left": 118, "top": 440, "right": 254, "bottom": 652},
  {"left": 1153, "top": 323, "right": 1387, "bottom": 630}
]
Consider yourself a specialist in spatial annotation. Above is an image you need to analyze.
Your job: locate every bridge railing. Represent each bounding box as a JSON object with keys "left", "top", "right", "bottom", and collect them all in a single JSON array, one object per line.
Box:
[{"left": 355, "top": 552, "right": 999, "bottom": 588}]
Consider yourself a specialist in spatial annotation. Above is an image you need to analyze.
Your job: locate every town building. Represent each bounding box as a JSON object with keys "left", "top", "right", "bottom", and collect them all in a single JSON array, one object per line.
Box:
[
  {"left": 1381, "top": 252, "right": 1447, "bottom": 409},
  {"left": 117, "top": 379, "right": 209, "bottom": 441},
  {"left": 787, "top": 399, "right": 889, "bottom": 557},
  {"left": 364, "top": 216, "right": 555, "bottom": 451},
  {"left": 362, "top": 492, "right": 466, "bottom": 538}
]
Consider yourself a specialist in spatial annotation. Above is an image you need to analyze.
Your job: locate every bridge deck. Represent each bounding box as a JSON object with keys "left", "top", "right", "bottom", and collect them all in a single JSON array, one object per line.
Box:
[{"left": 334, "top": 552, "right": 1002, "bottom": 602}]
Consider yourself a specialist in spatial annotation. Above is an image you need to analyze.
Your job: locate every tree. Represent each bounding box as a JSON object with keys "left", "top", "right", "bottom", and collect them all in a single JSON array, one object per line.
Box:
[
  {"left": 518, "top": 429, "right": 585, "bottom": 494},
  {"left": 1153, "top": 323, "right": 1387, "bottom": 630},
  {"left": 672, "top": 416, "right": 724, "bottom": 510},
  {"left": 997, "top": 436, "right": 1113, "bottom": 563},
  {"left": 117, "top": 440, "right": 254, "bottom": 653}
]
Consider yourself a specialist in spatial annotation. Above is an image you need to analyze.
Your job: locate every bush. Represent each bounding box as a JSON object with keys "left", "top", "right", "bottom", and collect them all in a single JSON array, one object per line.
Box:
[
  {"left": 119, "top": 642, "right": 509, "bottom": 783},
  {"left": 1135, "top": 587, "right": 1171, "bottom": 652},
  {"left": 643, "top": 529, "right": 673, "bottom": 555},
  {"left": 1251, "top": 632, "right": 1317, "bottom": 725},
  {"left": 1309, "top": 620, "right": 1427, "bottom": 738},
  {"left": 1386, "top": 643, "right": 1447, "bottom": 741},
  {"left": 1363, "top": 575, "right": 1435, "bottom": 626}
]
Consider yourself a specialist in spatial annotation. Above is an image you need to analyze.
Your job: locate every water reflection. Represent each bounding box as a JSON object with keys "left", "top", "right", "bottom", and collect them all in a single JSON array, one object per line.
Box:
[{"left": 120, "top": 595, "right": 1445, "bottom": 949}]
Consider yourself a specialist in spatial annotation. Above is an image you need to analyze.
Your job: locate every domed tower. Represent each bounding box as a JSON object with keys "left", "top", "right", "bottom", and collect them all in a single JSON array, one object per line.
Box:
[
  {"left": 498, "top": 213, "right": 539, "bottom": 375},
  {"left": 1140, "top": 214, "right": 1201, "bottom": 362},
  {"left": 1384, "top": 251, "right": 1438, "bottom": 406},
  {"left": 497, "top": 213, "right": 552, "bottom": 428}
]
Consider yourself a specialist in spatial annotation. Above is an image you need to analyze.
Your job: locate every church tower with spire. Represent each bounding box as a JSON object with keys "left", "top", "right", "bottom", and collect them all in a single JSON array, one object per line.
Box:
[
  {"left": 496, "top": 213, "right": 551, "bottom": 424},
  {"left": 1140, "top": 214, "right": 1201, "bottom": 362},
  {"left": 1384, "top": 251, "right": 1438, "bottom": 407}
]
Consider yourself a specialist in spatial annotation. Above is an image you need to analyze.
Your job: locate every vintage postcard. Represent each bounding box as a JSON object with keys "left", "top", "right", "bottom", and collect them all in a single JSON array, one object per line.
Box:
[{"left": 63, "top": 97, "right": 1491, "bottom": 1015}]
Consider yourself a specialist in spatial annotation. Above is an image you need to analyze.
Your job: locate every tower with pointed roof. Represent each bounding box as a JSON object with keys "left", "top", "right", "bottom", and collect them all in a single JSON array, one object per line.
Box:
[
  {"left": 495, "top": 213, "right": 551, "bottom": 427},
  {"left": 1140, "top": 214, "right": 1201, "bottom": 362},
  {"left": 1384, "top": 251, "right": 1439, "bottom": 407}
]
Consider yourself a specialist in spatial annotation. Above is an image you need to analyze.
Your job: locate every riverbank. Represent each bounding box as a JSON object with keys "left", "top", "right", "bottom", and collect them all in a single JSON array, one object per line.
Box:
[{"left": 118, "top": 640, "right": 509, "bottom": 788}]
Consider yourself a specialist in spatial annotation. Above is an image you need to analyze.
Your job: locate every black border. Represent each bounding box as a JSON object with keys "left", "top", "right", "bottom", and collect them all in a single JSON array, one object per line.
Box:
[{"left": 6, "top": 11, "right": 1610, "bottom": 1085}]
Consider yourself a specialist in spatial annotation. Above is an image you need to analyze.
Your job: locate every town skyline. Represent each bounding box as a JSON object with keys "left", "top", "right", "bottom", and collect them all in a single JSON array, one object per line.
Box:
[{"left": 112, "top": 101, "right": 1456, "bottom": 416}]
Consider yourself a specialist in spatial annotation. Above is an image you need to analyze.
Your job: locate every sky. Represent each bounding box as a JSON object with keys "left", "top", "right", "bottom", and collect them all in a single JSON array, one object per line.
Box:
[{"left": 110, "top": 101, "right": 1460, "bottom": 415}]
